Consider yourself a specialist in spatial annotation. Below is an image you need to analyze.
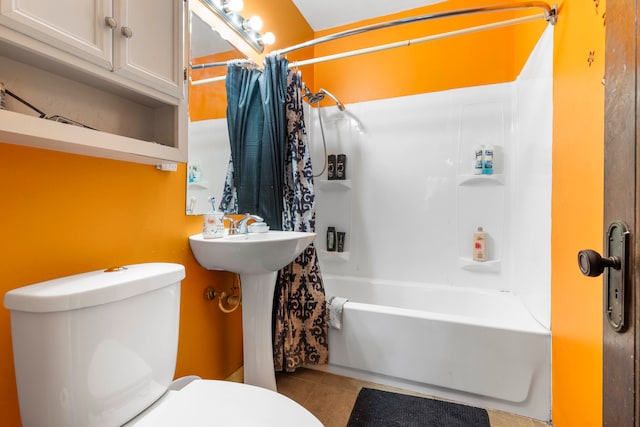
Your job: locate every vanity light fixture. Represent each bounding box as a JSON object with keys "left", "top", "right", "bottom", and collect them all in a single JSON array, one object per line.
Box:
[
  {"left": 220, "top": 0, "right": 243, "bottom": 13},
  {"left": 259, "top": 32, "right": 276, "bottom": 46},
  {"left": 199, "top": 0, "right": 273, "bottom": 53},
  {"left": 242, "top": 16, "right": 263, "bottom": 32}
]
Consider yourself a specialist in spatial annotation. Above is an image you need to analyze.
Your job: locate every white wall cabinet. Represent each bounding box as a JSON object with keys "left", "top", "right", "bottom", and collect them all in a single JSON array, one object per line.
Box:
[
  {"left": 0, "top": 0, "right": 187, "bottom": 165},
  {"left": 0, "top": 0, "right": 183, "bottom": 98},
  {"left": 0, "top": 0, "right": 113, "bottom": 68}
]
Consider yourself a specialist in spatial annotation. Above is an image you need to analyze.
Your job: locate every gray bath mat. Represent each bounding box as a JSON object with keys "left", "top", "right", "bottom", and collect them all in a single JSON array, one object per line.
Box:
[{"left": 347, "top": 388, "right": 490, "bottom": 427}]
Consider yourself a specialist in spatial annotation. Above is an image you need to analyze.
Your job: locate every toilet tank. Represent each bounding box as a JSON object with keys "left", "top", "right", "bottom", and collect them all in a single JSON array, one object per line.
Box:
[{"left": 4, "top": 263, "right": 185, "bottom": 427}]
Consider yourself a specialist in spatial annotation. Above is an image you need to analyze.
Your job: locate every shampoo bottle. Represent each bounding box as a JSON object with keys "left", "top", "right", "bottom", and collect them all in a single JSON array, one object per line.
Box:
[
  {"left": 336, "top": 154, "right": 346, "bottom": 180},
  {"left": 473, "top": 227, "right": 487, "bottom": 262},
  {"left": 482, "top": 145, "right": 494, "bottom": 175},
  {"left": 473, "top": 145, "right": 484, "bottom": 175},
  {"left": 327, "top": 155, "right": 336, "bottom": 180},
  {"left": 327, "top": 227, "right": 336, "bottom": 251}
]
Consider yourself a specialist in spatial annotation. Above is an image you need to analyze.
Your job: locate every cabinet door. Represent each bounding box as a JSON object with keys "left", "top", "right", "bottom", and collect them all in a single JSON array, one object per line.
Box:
[
  {"left": 113, "top": 0, "right": 184, "bottom": 99},
  {"left": 0, "top": 0, "right": 113, "bottom": 68}
]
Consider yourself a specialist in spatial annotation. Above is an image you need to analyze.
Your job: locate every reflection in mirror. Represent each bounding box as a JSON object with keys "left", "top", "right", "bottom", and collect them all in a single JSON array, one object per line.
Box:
[{"left": 187, "top": 10, "right": 247, "bottom": 215}]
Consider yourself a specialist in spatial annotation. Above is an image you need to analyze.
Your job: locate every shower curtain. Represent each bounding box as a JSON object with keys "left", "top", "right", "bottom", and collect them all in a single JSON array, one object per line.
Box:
[
  {"left": 272, "top": 69, "right": 328, "bottom": 372},
  {"left": 221, "top": 57, "right": 328, "bottom": 372},
  {"left": 220, "top": 58, "right": 284, "bottom": 230}
]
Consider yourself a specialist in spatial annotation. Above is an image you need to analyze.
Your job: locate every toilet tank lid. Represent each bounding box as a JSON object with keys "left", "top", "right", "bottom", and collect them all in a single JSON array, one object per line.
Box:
[{"left": 4, "top": 263, "right": 185, "bottom": 313}]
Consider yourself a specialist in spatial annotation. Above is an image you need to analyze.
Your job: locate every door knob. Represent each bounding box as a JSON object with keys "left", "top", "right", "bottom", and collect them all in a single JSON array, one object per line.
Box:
[{"left": 577, "top": 249, "right": 620, "bottom": 277}]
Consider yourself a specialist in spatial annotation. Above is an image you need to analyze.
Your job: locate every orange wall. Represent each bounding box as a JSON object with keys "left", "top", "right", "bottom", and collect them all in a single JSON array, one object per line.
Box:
[
  {"left": 0, "top": 1, "right": 313, "bottom": 426},
  {"left": 308, "top": 0, "right": 546, "bottom": 105},
  {"left": 0, "top": 144, "right": 242, "bottom": 426},
  {"left": 0, "top": 0, "right": 605, "bottom": 425},
  {"left": 551, "top": 0, "right": 605, "bottom": 425}
]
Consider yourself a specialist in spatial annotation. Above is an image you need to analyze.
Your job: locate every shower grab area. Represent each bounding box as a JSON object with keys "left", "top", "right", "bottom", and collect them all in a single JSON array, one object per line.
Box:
[{"left": 307, "top": 26, "right": 553, "bottom": 422}]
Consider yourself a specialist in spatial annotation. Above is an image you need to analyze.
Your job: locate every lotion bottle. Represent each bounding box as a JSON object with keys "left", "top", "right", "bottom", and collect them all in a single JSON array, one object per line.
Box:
[{"left": 473, "top": 227, "right": 487, "bottom": 262}]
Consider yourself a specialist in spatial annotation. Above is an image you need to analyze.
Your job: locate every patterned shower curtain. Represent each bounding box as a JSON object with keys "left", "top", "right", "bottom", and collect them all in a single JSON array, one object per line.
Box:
[
  {"left": 272, "top": 67, "right": 329, "bottom": 372},
  {"left": 221, "top": 57, "right": 328, "bottom": 372}
]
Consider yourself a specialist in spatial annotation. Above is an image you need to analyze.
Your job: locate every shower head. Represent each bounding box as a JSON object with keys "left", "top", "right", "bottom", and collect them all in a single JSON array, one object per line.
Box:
[
  {"left": 303, "top": 86, "right": 345, "bottom": 111},
  {"left": 319, "top": 88, "right": 346, "bottom": 112}
]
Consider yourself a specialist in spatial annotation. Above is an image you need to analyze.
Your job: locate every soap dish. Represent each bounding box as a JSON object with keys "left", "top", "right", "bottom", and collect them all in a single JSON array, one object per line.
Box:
[{"left": 248, "top": 223, "right": 269, "bottom": 233}]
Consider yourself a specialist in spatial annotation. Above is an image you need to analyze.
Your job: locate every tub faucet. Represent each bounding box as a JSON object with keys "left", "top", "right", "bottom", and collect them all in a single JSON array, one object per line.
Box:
[{"left": 237, "top": 214, "right": 264, "bottom": 234}]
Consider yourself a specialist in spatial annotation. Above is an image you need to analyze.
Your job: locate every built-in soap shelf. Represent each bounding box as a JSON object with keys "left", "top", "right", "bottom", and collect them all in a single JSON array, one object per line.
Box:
[
  {"left": 316, "top": 178, "right": 352, "bottom": 264},
  {"left": 458, "top": 258, "right": 501, "bottom": 273},
  {"left": 316, "top": 179, "right": 352, "bottom": 190},
  {"left": 319, "top": 250, "right": 350, "bottom": 261},
  {"left": 456, "top": 174, "right": 504, "bottom": 186},
  {"left": 188, "top": 181, "right": 209, "bottom": 189}
]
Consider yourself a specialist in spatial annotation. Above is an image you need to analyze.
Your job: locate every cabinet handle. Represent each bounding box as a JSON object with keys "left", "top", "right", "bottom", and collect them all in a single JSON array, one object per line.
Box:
[
  {"left": 105, "top": 16, "right": 118, "bottom": 29},
  {"left": 121, "top": 26, "right": 133, "bottom": 38}
]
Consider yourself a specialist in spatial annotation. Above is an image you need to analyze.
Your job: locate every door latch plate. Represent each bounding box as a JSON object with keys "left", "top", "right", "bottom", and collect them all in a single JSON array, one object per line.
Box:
[{"left": 605, "top": 221, "right": 629, "bottom": 332}]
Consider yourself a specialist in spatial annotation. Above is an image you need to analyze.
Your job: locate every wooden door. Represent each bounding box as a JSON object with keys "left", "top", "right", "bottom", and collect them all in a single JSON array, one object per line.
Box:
[{"left": 602, "top": 0, "right": 639, "bottom": 424}]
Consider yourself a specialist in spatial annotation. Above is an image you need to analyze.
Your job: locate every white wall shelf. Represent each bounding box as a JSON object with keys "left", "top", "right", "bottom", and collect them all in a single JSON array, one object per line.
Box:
[
  {"left": 0, "top": 109, "right": 186, "bottom": 166},
  {"left": 319, "top": 250, "right": 350, "bottom": 261},
  {"left": 316, "top": 179, "right": 352, "bottom": 191},
  {"left": 188, "top": 181, "right": 209, "bottom": 189},
  {"left": 458, "top": 258, "right": 501, "bottom": 273},
  {"left": 456, "top": 174, "right": 504, "bottom": 186}
]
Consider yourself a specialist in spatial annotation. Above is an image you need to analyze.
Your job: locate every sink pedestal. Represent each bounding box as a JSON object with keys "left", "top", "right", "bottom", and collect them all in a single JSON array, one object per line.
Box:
[
  {"left": 241, "top": 271, "right": 278, "bottom": 391},
  {"left": 188, "top": 231, "right": 317, "bottom": 392}
]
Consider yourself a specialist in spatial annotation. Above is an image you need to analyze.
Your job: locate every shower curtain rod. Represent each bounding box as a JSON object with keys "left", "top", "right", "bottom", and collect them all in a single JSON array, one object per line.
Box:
[
  {"left": 191, "top": 1, "right": 557, "bottom": 86},
  {"left": 276, "top": 1, "right": 556, "bottom": 55}
]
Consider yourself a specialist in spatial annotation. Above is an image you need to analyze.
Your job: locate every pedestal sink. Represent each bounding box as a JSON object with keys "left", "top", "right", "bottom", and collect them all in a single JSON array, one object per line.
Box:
[{"left": 189, "top": 231, "right": 316, "bottom": 391}]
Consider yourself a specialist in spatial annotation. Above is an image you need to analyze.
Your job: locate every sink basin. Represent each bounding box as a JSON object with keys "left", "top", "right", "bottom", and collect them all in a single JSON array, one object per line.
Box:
[
  {"left": 189, "top": 230, "right": 316, "bottom": 392},
  {"left": 189, "top": 231, "right": 316, "bottom": 275}
]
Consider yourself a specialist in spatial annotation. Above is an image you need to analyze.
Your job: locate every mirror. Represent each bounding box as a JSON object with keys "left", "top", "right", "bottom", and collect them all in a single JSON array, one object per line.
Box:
[{"left": 187, "top": 8, "right": 248, "bottom": 215}]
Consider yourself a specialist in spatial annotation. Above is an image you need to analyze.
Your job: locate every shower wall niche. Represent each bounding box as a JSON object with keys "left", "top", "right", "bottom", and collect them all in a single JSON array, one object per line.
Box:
[
  {"left": 311, "top": 110, "right": 359, "bottom": 262},
  {"left": 456, "top": 101, "right": 509, "bottom": 273}
]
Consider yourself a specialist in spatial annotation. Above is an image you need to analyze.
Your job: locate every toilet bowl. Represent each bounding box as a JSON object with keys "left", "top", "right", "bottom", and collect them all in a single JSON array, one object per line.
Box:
[
  {"left": 124, "top": 378, "right": 319, "bottom": 426},
  {"left": 4, "top": 263, "right": 322, "bottom": 427}
]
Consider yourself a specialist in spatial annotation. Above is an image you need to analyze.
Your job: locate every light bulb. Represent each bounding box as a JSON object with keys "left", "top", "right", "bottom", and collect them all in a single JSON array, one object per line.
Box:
[
  {"left": 243, "top": 16, "right": 263, "bottom": 32},
  {"left": 222, "top": 0, "right": 243, "bottom": 13},
  {"left": 261, "top": 32, "right": 275, "bottom": 45}
]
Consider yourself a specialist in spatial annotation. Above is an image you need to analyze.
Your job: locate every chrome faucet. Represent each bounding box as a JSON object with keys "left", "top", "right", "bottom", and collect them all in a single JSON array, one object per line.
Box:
[
  {"left": 223, "top": 216, "right": 238, "bottom": 235},
  {"left": 237, "top": 214, "right": 264, "bottom": 234}
]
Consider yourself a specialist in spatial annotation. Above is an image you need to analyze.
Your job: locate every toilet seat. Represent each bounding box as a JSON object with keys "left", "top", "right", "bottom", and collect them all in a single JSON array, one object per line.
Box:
[{"left": 124, "top": 379, "right": 323, "bottom": 426}]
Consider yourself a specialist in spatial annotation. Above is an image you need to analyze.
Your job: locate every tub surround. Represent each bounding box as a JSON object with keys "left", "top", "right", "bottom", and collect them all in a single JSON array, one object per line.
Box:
[{"left": 309, "top": 27, "right": 553, "bottom": 421}]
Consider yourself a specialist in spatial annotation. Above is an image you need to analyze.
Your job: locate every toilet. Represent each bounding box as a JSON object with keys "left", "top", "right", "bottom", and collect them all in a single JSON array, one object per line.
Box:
[{"left": 4, "top": 263, "right": 322, "bottom": 427}]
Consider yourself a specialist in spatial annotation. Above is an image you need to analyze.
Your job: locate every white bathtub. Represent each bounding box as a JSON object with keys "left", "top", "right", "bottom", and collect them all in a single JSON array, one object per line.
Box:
[{"left": 315, "top": 275, "right": 551, "bottom": 421}]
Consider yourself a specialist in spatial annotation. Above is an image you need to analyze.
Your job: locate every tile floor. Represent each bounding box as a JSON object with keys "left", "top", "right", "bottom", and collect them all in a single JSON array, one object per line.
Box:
[{"left": 228, "top": 367, "right": 550, "bottom": 427}]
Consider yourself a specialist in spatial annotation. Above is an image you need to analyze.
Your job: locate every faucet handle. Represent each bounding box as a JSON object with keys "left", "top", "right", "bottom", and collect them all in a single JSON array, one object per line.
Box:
[
  {"left": 243, "top": 213, "right": 263, "bottom": 222},
  {"left": 237, "top": 214, "right": 264, "bottom": 234},
  {"left": 222, "top": 216, "right": 238, "bottom": 235}
]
